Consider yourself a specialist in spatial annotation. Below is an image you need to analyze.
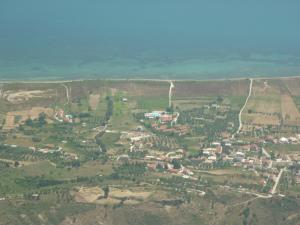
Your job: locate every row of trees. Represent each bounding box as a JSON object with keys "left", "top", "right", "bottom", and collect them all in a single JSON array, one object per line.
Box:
[{"left": 105, "top": 96, "right": 114, "bottom": 122}]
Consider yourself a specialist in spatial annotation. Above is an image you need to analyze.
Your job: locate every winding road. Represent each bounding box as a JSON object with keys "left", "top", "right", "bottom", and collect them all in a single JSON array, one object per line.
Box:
[
  {"left": 233, "top": 78, "right": 253, "bottom": 138},
  {"left": 61, "top": 83, "right": 70, "bottom": 105}
]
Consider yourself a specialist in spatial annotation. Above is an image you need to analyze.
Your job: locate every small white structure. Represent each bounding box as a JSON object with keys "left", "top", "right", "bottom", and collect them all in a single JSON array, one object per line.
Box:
[
  {"left": 279, "top": 137, "right": 289, "bottom": 144},
  {"left": 211, "top": 142, "right": 221, "bottom": 147},
  {"left": 236, "top": 151, "right": 245, "bottom": 158}
]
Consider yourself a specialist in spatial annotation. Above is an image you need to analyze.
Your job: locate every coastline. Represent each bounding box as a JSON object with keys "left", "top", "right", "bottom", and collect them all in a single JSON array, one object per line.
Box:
[{"left": 0, "top": 74, "right": 300, "bottom": 84}]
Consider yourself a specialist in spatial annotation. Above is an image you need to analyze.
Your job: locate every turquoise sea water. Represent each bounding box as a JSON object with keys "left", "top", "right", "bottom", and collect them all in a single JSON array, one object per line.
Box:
[
  {"left": 1, "top": 0, "right": 300, "bottom": 80},
  {"left": 1, "top": 54, "right": 300, "bottom": 80}
]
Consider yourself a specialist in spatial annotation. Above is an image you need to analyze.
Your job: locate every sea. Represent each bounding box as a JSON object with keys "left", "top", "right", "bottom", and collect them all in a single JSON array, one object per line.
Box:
[{"left": 0, "top": 0, "right": 300, "bottom": 80}]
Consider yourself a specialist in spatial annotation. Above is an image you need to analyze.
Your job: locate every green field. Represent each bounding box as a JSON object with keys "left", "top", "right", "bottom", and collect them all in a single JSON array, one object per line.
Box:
[{"left": 136, "top": 96, "right": 169, "bottom": 111}]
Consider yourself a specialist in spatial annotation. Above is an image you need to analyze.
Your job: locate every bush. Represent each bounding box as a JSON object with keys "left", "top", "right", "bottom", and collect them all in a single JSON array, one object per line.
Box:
[{"left": 32, "top": 136, "right": 42, "bottom": 142}]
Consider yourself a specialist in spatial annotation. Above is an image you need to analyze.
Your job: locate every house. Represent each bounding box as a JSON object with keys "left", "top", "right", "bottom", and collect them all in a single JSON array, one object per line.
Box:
[
  {"left": 160, "top": 114, "right": 173, "bottom": 123},
  {"left": 235, "top": 151, "right": 245, "bottom": 159},
  {"left": 211, "top": 142, "right": 221, "bottom": 147},
  {"left": 64, "top": 114, "right": 73, "bottom": 123},
  {"left": 147, "top": 163, "right": 157, "bottom": 170},
  {"left": 31, "top": 194, "right": 40, "bottom": 200},
  {"left": 121, "top": 97, "right": 128, "bottom": 102},
  {"left": 145, "top": 111, "right": 170, "bottom": 119},
  {"left": 208, "top": 155, "right": 217, "bottom": 161},
  {"left": 117, "top": 154, "right": 130, "bottom": 163},
  {"left": 289, "top": 137, "right": 298, "bottom": 143},
  {"left": 279, "top": 137, "right": 289, "bottom": 144}
]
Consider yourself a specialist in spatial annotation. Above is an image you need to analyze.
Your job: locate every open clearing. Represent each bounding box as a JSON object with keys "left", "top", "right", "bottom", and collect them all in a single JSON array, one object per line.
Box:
[
  {"left": 2, "top": 89, "right": 55, "bottom": 104},
  {"left": 109, "top": 188, "right": 151, "bottom": 200},
  {"left": 73, "top": 186, "right": 151, "bottom": 205},
  {"left": 173, "top": 97, "right": 214, "bottom": 110}
]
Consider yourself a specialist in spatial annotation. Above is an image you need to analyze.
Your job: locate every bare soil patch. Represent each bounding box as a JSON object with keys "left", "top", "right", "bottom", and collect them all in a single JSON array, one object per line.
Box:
[
  {"left": 73, "top": 186, "right": 104, "bottom": 203},
  {"left": 3, "top": 89, "right": 55, "bottom": 104}
]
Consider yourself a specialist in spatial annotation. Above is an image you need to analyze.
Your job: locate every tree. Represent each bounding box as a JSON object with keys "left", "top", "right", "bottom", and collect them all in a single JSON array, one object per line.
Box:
[
  {"left": 38, "top": 113, "right": 47, "bottom": 126},
  {"left": 199, "top": 149, "right": 204, "bottom": 157},
  {"left": 166, "top": 103, "right": 174, "bottom": 113},
  {"left": 103, "top": 186, "right": 109, "bottom": 198},
  {"left": 95, "top": 135, "right": 107, "bottom": 153},
  {"left": 171, "top": 159, "right": 181, "bottom": 169},
  {"left": 25, "top": 118, "right": 34, "bottom": 126},
  {"left": 14, "top": 161, "right": 20, "bottom": 167},
  {"left": 216, "top": 96, "right": 223, "bottom": 103},
  {"left": 32, "top": 136, "right": 41, "bottom": 142},
  {"left": 270, "top": 151, "right": 275, "bottom": 160},
  {"left": 105, "top": 97, "right": 114, "bottom": 122}
]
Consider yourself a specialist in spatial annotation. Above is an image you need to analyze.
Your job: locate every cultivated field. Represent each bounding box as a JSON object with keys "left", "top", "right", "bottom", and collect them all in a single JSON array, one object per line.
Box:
[
  {"left": 242, "top": 78, "right": 300, "bottom": 129},
  {"left": 88, "top": 94, "right": 101, "bottom": 111},
  {"left": 281, "top": 94, "right": 300, "bottom": 126}
]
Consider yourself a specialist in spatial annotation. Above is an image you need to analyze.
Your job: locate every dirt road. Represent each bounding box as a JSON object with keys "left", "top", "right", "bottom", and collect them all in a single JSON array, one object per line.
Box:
[
  {"left": 169, "top": 81, "right": 174, "bottom": 107},
  {"left": 233, "top": 78, "right": 253, "bottom": 138},
  {"left": 271, "top": 168, "right": 284, "bottom": 194},
  {"left": 61, "top": 83, "right": 70, "bottom": 105}
]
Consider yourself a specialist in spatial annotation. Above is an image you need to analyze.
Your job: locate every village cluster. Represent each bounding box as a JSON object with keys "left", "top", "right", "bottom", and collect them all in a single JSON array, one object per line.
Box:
[
  {"left": 29, "top": 103, "right": 300, "bottom": 194},
  {"left": 109, "top": 105, "right": 300, "bottom": 194},
  {"left": 143, "top": 110, "right": 189, "bottom": 135}
]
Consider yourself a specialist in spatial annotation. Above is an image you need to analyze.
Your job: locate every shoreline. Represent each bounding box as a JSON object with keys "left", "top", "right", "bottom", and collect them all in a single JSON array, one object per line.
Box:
[{"left": 0, "top": 74, "right": 300, "bottom": 84}]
